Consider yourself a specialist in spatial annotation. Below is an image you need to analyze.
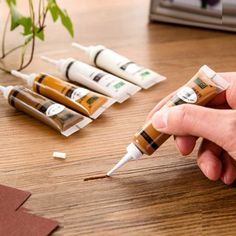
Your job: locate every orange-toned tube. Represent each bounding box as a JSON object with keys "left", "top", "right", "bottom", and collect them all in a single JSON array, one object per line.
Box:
[
  {"left": 11, "top": 71, "right": 115, "bottom": 119},
  {"left": 107, "top": 65, "right": 230, "bottom": 176},
  {"left": 133, "top": 67, "right": 221, "bottom": 155}
]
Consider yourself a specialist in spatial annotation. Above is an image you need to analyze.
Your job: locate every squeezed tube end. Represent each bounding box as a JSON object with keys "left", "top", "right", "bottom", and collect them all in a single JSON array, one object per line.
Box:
[{"left": 200, "top": 65, "right": 215, "bottom": 78}]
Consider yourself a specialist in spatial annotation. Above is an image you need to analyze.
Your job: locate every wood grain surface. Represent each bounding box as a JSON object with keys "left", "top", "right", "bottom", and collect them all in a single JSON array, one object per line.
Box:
[{"left": 0, "top": 1, "right": 236, "bottom": 235}]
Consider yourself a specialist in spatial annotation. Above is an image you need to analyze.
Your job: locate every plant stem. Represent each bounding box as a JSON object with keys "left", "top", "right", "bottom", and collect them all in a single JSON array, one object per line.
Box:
[
  {"left": 38, "top": 0, "right": 43, "bottom": 27},
  {"left": 2, "top": 44, "right": 25, "bottom": 58},
  {"left": 19, "top": 35, "right": 35, "bottom": 71},
  {"left": 1, "top": 12, "right": 10, "bottom": 59},
  {"left": 0, "top": 66, "right": 10, "bottom": 73},
  {"left": 41, "top": 4, "right": 49, "bottom": 27},
  {"left": 18, "top": 0, "right": 35, "bottom": 71}
]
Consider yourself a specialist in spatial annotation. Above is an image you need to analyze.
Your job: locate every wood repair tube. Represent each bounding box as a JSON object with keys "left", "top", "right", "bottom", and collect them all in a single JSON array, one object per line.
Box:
[
  {"left": 0, "top": 85, "right": 92, "bottom": 136},
  {"left": 107, "top": 65, "right": 229, "bottom": 176},
  {"left": 41, "top": 56, "right": 141, "bottom": 103},
  {"left": 72, "top": 43, "right": 166, "bottom": 89},
  {"left": 11, "top": 70, "right": 115, "bottom": 119}
]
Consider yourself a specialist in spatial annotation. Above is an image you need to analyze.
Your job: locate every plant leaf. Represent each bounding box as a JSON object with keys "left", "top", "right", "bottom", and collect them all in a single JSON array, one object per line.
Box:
[
  {"left": 9, "top": 2, "right": 22, "bottom": 30},
  {"left": 58, "top": 9, "right": 74, "bottom": 37},
  {"left": 24, "top": 33, "right": 33, "bottom": 44},
  {"left": 34, "top": 26, "right": 45, "bottom": 41},
  {"left": 47, "top": 0, "right": 74, "bottom": 37},
  {"left": 6, "top": 0, "right": 16, "bottom": 6},
  {"left": 19, "top": 17, "right": 32, "bottom": 35},
  {"left": 47, "top": 0, "right": 59, "bottom": 21},
  {"left": 9, "top": 2, "right": 33, "bottom": 35}
]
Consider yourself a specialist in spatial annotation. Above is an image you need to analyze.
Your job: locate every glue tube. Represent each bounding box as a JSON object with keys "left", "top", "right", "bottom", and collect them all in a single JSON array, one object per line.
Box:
[
  {"left": 11, "top": 70, "right": 115, "bottom": 119},
  {"left": 72, "top": 43, "right": 166, "bottom": 89},
  {"left": 41, "top": 56, "right": 141, "bottom": 103},
  {"left": 0, "top": 85, "right": 92, "bottom": 136},
  {"left": 107, "top": 65, "right": 229, "bottom": 176}
]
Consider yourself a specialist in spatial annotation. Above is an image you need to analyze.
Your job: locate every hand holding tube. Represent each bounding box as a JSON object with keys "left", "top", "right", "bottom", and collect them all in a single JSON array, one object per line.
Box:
[{"left": 151, "top": 73, "right": 236, "bottom": 185}]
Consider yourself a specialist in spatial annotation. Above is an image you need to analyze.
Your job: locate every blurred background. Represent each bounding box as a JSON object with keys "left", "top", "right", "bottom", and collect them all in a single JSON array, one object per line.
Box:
[{"left": 150, "top": 0, "right": 236, "bottom": 32}]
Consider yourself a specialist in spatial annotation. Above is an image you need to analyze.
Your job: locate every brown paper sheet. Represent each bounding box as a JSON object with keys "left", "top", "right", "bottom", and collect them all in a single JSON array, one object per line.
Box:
[{"left": 0, "top": 184, "right": 59, "bottom": 235}]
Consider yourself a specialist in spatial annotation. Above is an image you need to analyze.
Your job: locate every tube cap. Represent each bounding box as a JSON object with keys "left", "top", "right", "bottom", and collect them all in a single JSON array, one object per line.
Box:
[
  {"left": 11, "top": 70, "right": 37, "bottom": 87},
  {"left": 0, "top": 85, "right": 14, "bottom": 98}
]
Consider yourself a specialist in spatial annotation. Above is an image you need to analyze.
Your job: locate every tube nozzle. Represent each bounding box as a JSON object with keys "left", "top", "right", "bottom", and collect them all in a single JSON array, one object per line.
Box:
[
  {"left": 72, "top": 43, "right": 88, "bottom": 53},
  {"left": 106, "top": 143, "right": 143, "bottom": 176},
  {"left": 0, "top": 85, "right": 13, "bottom": 98},
  {"left": 11, "top": 70, "right": 30, "bottom": 82},
  {"left": 41, "top": 56, "right": 58, "bottom": 65},
  {"left": 106, "top": 153, "right": 133, "bottom": 176},
  {"left": 0, "top": 85, "right": 6, "bottom": 94}
]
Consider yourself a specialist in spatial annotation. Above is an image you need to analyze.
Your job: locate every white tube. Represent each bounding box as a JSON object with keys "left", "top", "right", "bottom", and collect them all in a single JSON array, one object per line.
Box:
[
  {"left": 72, "top": 43, "right": 166, "bottom": 89},
  {"left": 41, "top": 56, "right": 141, "bottom": 103}
]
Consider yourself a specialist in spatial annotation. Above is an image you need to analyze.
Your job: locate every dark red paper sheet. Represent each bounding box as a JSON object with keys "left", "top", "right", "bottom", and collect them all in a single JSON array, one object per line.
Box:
[
  {"left": 0, "top": 184, "right": 59, "bottom": 236},
  {"left": 0, "top": 211, "right": 58, "bottom": 236},
  {"left": 0, "top": 184, "right": 31, "bottom": 211}
]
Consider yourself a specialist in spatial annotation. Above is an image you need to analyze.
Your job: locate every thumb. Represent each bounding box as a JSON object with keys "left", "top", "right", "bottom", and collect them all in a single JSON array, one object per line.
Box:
[{"left": 151, "top": 105, "right": 235, "bottom": 150}]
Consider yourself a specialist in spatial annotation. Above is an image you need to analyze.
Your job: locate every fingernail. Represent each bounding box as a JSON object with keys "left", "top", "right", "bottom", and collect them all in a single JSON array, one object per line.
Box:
[
  {"left": 223, "top": 175, "right": 229, "bottom": 184},
  {"left": 199, "top": 162, "right": 209, "bottom": 177},
  {"left": 222, "top": 175, "right": 233, "bottom": 185},
  {"left": 152, "top": 109, "right": 169, "bottom": 130}
]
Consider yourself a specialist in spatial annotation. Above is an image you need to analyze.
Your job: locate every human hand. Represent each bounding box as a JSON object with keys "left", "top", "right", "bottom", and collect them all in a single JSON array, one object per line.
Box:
[{"left": 149, "top": 73, "right": 236, "bottom": 185}]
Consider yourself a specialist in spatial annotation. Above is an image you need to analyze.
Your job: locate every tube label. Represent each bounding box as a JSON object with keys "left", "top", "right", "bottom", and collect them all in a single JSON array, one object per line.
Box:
[
  {"left": 46, "top": 104, "right": 65, "bottom": 117},
  {"left": 177, "top": 86, "right": 198, "bottom": 103},
  {"left": 70, "top": 88, "right": 89, "bottom": 101},
  {"left": 92, "top": 72, "right": 126, "bottom": 91},
  {"left": 120, "top": 62, "right": 142, "bottom": 75}
]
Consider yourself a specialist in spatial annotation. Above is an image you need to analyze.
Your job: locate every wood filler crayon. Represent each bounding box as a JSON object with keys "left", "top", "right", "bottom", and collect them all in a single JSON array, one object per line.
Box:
[
  {"left": 0, "top": 85, "right": 92, "bottom": 136},
  {"left": 72, "top": 42, "right": 166, "bottom": 89},
  {"left": 106, "top": 65, "right": 230, "bottom": 176},
  {"left": 40, "top": 56, "right": 141, "bottom": 103},
  {"left": 11, "top": 70, "right": 115, "bottom": 119}
]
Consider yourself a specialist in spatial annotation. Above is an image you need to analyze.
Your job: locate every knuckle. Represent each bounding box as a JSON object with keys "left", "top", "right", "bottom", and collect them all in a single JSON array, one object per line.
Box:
[
  {"left": 176, "top": 104, "right": 190, "bottom": 124},
  {"left": 169, "top": 104, "right": 191, "bottom": 132}
]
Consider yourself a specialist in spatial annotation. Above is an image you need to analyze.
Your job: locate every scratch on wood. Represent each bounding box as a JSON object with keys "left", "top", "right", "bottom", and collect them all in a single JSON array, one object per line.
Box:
[{"left": 84, "top": 175, "right": 110, "bottom": 181}]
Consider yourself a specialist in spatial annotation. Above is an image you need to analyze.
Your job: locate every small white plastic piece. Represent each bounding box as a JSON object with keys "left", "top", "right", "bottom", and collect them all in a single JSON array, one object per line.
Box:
[
  {"left": 53, "top": 151, "right": 66, "bottom": 159},
  {"left": 11, "top": 70, "right": 37, "bottom": 87},
  {"left": 106, "top": 143, "right": 143, "bottom": 176}
]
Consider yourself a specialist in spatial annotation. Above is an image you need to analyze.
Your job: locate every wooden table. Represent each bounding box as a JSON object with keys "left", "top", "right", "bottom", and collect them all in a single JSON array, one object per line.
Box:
[{"left": 1, "top": 1, "right": 236, "bottom": 235}]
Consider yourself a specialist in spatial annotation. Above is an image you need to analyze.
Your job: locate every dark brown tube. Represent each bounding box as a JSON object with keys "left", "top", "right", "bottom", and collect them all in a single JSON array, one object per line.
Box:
[{"left": 8, "top": 86, "right": 91, "bottom": 136}]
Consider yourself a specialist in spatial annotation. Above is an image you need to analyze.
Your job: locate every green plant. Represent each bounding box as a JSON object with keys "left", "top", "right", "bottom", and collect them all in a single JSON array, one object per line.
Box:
[{"left": 0, "top": 0, "right": 74, "bottom": 72}]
